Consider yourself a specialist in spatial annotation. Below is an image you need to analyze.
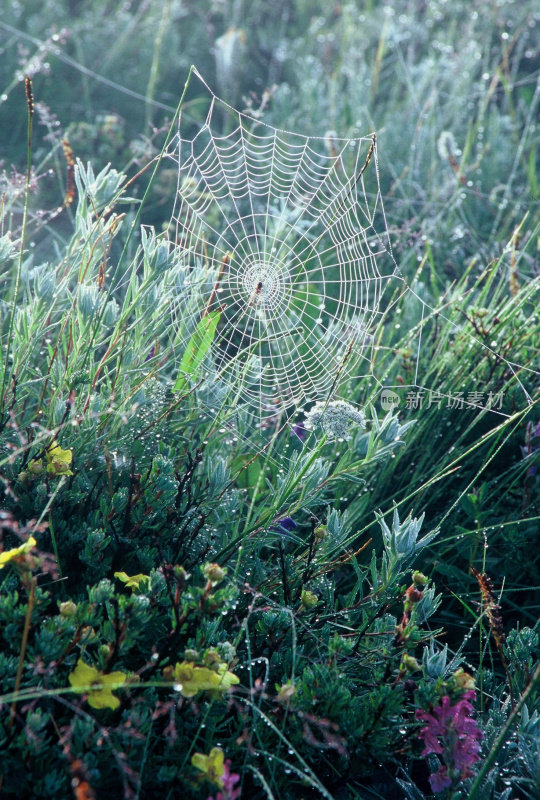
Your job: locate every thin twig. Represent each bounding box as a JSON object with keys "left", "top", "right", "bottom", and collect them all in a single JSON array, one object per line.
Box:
[{"left": 9, "top": 577, "right": 36, "bottom": 730}]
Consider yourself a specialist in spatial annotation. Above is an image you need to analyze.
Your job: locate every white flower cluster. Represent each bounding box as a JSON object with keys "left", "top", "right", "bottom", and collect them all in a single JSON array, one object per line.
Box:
[{"left": 304, "top": 400, "right": 366, "bottom": 440}]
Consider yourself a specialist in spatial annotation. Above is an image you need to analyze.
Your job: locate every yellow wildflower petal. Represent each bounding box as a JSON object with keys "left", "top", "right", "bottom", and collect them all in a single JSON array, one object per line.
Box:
[
  {"left": 173, "top": 661, "right": 195, "bottom": 684},
  {"left": 68, "top": 659, "right": 126, "bottom": 710},
  {"left": 206, "top": 747, "right": 225, "bottom": 786},
  {"left": 192, "top": 747, "right": 225, "bottom": 787},
  {"left": 46, "top": 442, "right": 73, "bottom": 464},
  {"left": 69, "top": 659, "right": 100, "bottom": 690},
  {"left": 0, "top": 536, "right": 37, "bottom": 568},
  {"left": 87, "top": 688, "right": 121, "bottom": 710},
  {"left": 172, "top": 662, "right": 223, "bottom": 697},
  {"left": 114, "top": 571, "right": 150, "bottom": 590},
  {"left": 191, "top": 751, "right": 209, "bottom": 772},
  {"left": 45, "top": 442, "right": 73, "bottom": 476},
  {"left": 216, "top": 663, "right": 240, "bottom": 691},
  {"left": 101, "top": 671, "right": 127, "bottom": 689}
]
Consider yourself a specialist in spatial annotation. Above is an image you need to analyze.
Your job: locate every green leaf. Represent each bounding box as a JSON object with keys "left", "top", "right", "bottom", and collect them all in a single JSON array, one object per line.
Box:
[
  {"left": 173, "top": 310, "right": 221, "bottom": 393},
  {"left": 461, "top": 493, "right": 478, "bottom": 519},
  {"left": 340, "top": 473, "right": 367, "bottom": 486}
]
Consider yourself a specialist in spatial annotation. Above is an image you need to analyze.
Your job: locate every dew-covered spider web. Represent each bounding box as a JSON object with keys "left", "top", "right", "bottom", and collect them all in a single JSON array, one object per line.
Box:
[
  {"left": 165, "top": 70, "right": 536, "bottom": 433},
  {"left": 167, "top": 72, "right": 401, "bottom": 420}
]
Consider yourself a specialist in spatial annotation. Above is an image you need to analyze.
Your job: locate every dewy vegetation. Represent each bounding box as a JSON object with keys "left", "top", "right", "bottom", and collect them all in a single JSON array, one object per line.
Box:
[{"left": 0, "top": 1, "right": 539, "bottom": 799}]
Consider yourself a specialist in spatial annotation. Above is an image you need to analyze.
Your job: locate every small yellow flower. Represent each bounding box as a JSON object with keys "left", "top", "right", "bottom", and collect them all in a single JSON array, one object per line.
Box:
[
  {"left": 68, "top": 659, "right": 127, "bottom": 710},
  {"left": 171, "top": 660, "right": 239, "bottom": 697},
  {"left": 0, "top": 536, "right": 37, "bottom": 569},
  {"left": 114, "top": 571, "right": 150, "bottom": 590},
  {"left": 45, "top": 441, "right": 73, "bottom": 476},
  {"left": 191, "top": 747, "right": 225, "bottom": 787}
]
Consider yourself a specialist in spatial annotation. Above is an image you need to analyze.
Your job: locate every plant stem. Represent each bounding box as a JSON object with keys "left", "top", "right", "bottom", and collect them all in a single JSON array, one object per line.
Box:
[
  {"left": 9, "top": 577, "right": 36, "bottom": 730},
  {"left": 48, "top": 511, "right": 62, "bottom": 580},
  {"left": 145, "top": 0, "right": 171, "bottom": 131}
]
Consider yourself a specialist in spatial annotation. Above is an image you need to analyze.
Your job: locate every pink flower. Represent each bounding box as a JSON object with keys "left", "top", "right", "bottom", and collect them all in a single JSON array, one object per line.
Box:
[
  {"left": 429, "top": 766, "right": 452, "bottom": 793},
  {"left": 208, "top": 760, "right": 241, "bottom": 800},
  {"left": 416, "top": 691, "right": 483, "bottom": 792}
]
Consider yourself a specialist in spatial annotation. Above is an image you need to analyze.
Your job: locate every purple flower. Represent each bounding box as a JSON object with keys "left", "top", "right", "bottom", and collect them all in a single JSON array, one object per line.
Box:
[
  {"left": 144, "top": 345, "right": 156, "bottom": 362},
  {"left": 416, "top": 690, "right": 483, "bottom": 792},
  {"left": 291, "top": 422, "right": 307, "bottom": 441},
  {"left": 429, "top": 766, "right": 452, "bottom": 793},
  {"left": 270, "top": 517, "right": 297, "bottom": 533},
  {"left": 208, "top": 760, "right": 241, "bottom": 800}
]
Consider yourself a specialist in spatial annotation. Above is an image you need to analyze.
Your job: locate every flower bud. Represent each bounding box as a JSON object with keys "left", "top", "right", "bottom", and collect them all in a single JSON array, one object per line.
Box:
[
  {"left": 203, "top": 563, "right": 226, "bottom": 584},
  {"left": 28, "top": 459, "right": 44, "bottom": 476},
  {"left": 203, "top": 648, "right": 221, "bottom": 667},
  {"left": 412, "top": 570, "right": 429, "bottom": 586},
  {"left": 59, "top": 600, "right": 77, "bottom": 617},
  {"left": 300, "top": 589, "right": 318, "bottom": 609},
  {"left": 314, "top": 525, "right": 327, "bottom": 542},
  {"left": 401, "top": 654, "right": 421, "bottom": 672},
  {"left": 453, "top": 668, "right": 475, "bottom": 690},
  {"left": 172, "top": 566, "right": 189, "bottom": 588}
]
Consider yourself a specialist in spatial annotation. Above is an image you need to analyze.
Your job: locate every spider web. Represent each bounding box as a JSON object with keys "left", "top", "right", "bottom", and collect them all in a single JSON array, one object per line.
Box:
[
  {"left": 167, "top": 72, "right": 400, "bottom": 420},
  {"left": 165, "top": 71, "right": 537, "bottom": 435}
]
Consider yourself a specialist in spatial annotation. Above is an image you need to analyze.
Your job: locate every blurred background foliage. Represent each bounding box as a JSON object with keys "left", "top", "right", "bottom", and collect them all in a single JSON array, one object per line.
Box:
[{"left": 1, "top": 0, "right": 539, "bottom": 263}]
